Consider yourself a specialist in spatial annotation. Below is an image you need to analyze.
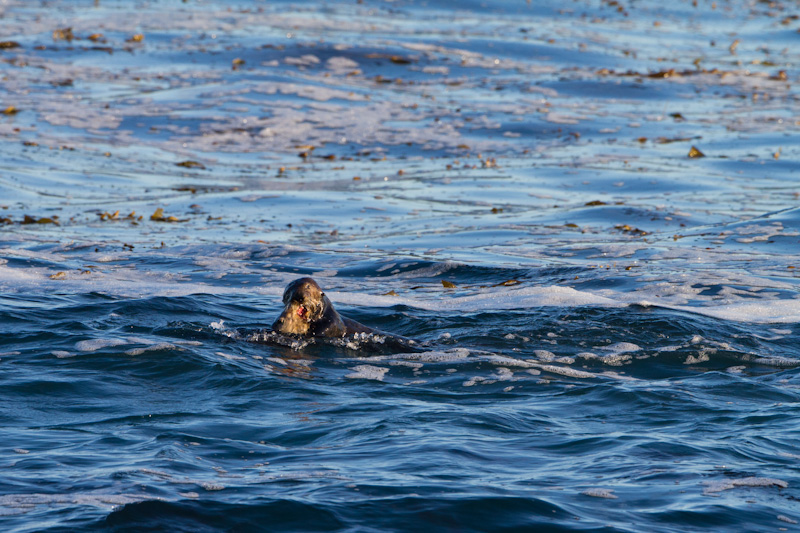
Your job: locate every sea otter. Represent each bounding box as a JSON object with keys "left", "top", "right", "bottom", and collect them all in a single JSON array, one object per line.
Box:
[{"left": 272, "top": 277, "right": 384, "bottom": 338}]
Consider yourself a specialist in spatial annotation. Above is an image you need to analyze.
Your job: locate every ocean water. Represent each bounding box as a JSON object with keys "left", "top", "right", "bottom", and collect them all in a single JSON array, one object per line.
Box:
[{"left": 1, "top": 0, "right": 799, "bottom": 531}]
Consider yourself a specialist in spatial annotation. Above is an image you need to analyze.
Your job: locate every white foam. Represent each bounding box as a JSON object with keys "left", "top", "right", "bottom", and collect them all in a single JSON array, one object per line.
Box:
[
  {"left": 598, "top": 371, "right": 638, "bottom": 381},
  {"left": 421, "top": 65, "right": 450, "bottom": 75},
  {"left": 581, "top": 488, "right": 618, "bottom": 499},
  {"left": 215, "top": 352, "right": 247, "bottom": 361},
  {"left": 487, "top": 355, "right": 598, "bottom": 379},
  {"left": 125, "top": 336, "right": 156, "bottom": 345},
  {"left": 702, "top": 476, "right": 788, "bottom": 495},
  {"left": 600, "top": 342, "right": 641, "bottom": 354},
  {"left": 125, "top": 343, "right": 178, "bottom": 356},
  {"left": 674, "top": 300, "right": 800, "bottom": 325},
  {"left": 578, "top": 352, "right": 632, "bottom": 367},
  {"left": 0, "top": 265, "right": 51, "bottom": 282},
  {"left": 75, "top": 338, "right": 128, "bottom": 352},
  {"left": 372, "top": 348, "right": 472, "bottom": 363},
  {"left": 345, "top": 365, "right": 388, "bottom": 381},
  {"left": 491, "top": 368, "right": 515, "bottom": 381},
  {"left": 0, "top": 492, "right": 159, "bottom": 510},
  {"left": 284, "top": 54, "right": 320, "bottom": 67},
  {"left": 536, "top": 364, "right": 597, "bottom": 379},
  {"left": 337, "top": 276, "right": 800, "bottom": 325},
  {"left": 390, "top": 361, "right": 423, "bottom": 370},
  {"left": 325, "top": 56, "right": 360, "bottom": 73},
  {"left": 328, "top": 285, "right": 620, "bottom": 313},
  {"left": 747, "top": 356, "right": 800, "bottom": 368},
  {"left": 463, "top": 376, "right": 490, "bottom": 387},
  {"left": 684, "top": 353, "right": 710, "bottom": 365}
]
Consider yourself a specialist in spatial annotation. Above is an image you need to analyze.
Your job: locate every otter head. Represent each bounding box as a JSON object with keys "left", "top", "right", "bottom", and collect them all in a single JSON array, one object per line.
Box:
[{"left": 272, "top": 277, "right": 332, "bottom": 336}]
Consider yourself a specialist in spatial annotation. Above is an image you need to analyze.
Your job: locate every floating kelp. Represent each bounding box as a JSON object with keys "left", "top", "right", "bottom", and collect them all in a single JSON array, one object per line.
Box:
[
  {"left": 615, "top": 224, "right": 647, "bottom": 236},
  {"left": 688, "top": 146, "right": 705, "bottom": 158},
  {"left": 52, "top": 28, "right": 74, "bottom": 42},
  {"left": 97, "top": 210, "right": 138, "bottom": 222},
  {"left": 175, "top": 160, "right": 206, "bottom": 169},
  {"left": 150, "top": 208, "right": 187, "bottom": 223},
  {"left": 22, "top": 215, "right": 59, "bottom": 225}
]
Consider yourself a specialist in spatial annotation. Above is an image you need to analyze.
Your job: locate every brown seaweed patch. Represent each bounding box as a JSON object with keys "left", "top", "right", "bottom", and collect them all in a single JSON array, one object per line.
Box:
[
  {"left": 597, "top": 66, "right": 787, "bottom": 83},
  {"left": 688, "top": 146, "right": 705, "bottom": 158},
  {"left": 365, "top": 53, "right": 414, "bottom": 65},
  {"left": 150, "top": 208, "right": 188, "bottom": 223},
  {"left": 176, "top": 160, "right": 206, "bottom": 170},
  {"left": 656, "top": 136, "right": 700, "bottom": 144},
  {"left": 22, "top": 215, "right": 59, "bottom": 225},
  {"left": 495, "top": 279, "right": 522, "bottom": 287},
  {"left": 52, "top": 28, "right": 74, "bottom": 42},
  {"left": 615, "top": 224, "right": 647, "bottom": 236}
]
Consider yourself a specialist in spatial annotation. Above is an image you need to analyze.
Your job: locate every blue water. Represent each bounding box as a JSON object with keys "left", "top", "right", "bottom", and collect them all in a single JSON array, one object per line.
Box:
[{"left": 1, "top": 0, "right": 800, "bottom": 531}]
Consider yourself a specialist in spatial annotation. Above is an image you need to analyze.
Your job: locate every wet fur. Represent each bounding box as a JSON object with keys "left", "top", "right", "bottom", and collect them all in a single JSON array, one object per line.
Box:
[{"left": 272, "top": 277, "right": 380, "bottom": 338}]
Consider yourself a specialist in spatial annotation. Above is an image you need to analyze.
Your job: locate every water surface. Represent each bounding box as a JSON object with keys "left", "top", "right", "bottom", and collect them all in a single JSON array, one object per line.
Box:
[{"left": 1, "top": 0, "right": 799, "bottom": 531}]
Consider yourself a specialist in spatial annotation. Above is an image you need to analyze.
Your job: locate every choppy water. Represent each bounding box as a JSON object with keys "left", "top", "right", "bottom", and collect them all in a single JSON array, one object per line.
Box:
[{"left": 1, "top": 0, "right": 800, "bottom": 531}]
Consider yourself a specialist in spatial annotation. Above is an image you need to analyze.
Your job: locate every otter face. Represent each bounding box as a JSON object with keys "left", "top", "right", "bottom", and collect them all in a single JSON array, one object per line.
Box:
[{"left": 272, "top": 277, "right": 328, "bottom": 335}]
